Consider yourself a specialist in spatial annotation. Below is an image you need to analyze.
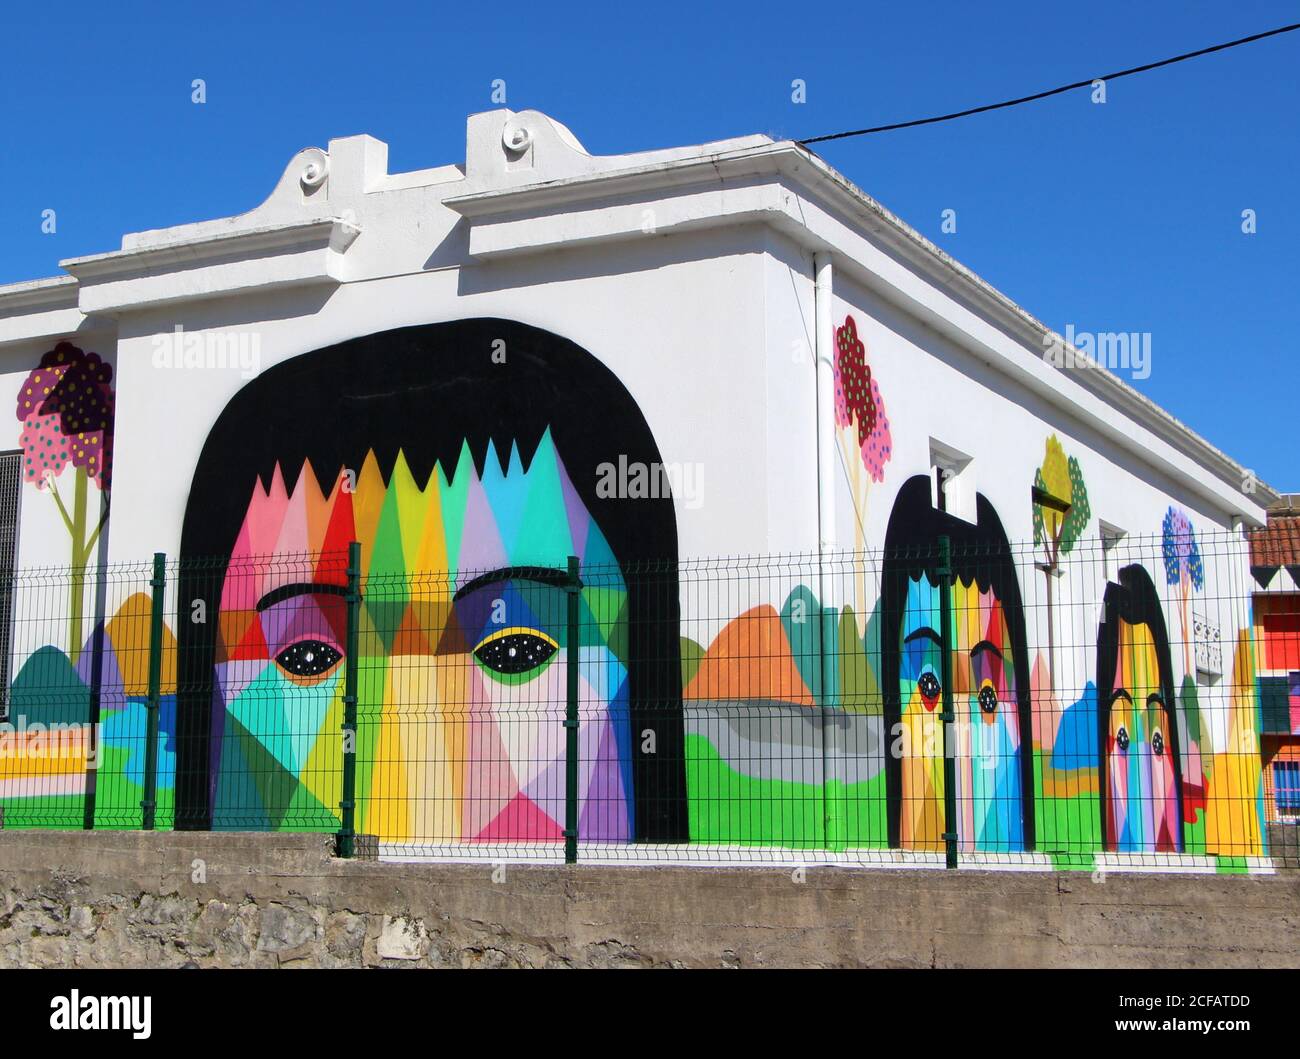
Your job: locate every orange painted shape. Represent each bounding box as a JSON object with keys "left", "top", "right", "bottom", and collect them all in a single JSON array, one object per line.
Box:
[{"left": 684, "top": 605, "right": 815, "bottom": 705}]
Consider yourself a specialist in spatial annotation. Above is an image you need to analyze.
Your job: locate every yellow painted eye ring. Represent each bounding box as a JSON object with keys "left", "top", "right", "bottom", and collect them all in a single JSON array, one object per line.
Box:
[{"left": 473, "top": 626, "right": 559, "bottom": 653}]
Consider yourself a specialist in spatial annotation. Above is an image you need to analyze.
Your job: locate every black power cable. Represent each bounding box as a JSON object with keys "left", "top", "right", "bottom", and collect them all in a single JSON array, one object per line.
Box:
[{"left": 799, "top": 21, "right": 1300, "bottom": 145}]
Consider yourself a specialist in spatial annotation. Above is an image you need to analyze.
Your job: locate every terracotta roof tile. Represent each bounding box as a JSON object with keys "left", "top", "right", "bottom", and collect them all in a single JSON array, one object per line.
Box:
[{"left": 1249, "top": 515, "right": 1300, "bottom": 567}]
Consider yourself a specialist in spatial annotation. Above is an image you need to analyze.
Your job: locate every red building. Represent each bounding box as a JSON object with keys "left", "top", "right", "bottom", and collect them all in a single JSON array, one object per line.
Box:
[{"left": 1249, "top": 500, "right": 1300, "bottom": 863}]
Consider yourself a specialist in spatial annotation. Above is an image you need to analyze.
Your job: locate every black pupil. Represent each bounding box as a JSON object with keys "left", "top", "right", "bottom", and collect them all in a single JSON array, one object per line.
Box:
[
  {"left": 276, "top": 640, "right": 341, "bottom": 677},
  {"left": 475, "top": 633, "right": 557, "bottom": 674},
  {"left": 1152, "top": 731, "right": 1164, "bottom": 756},
  {"left": 978, "top": 686, "right": 998, "bottom": 714},
  {"left": 918, "top": 672, "right": 940, "bottom": 700},
  {"left": 1117, "top": 727, "right": 1130, "bottom": 751}
]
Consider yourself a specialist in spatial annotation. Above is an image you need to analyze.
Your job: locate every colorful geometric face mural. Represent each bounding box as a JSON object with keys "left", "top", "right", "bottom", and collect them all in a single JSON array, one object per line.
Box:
[
  {"left": 1096, "top": 565, "right": 1182, "bottom": 852},
  {"left": 881, "top": 476, "right": 1034, "bottom": 853},
  {"left": 894, "top": 573, "right": 1025, "bottom": 852},
  {"left": 208, "top": 439, "right": 634, "bottom": 844},
  {"left": 174, "top": 319, "right": 687, "bottom": 843}
]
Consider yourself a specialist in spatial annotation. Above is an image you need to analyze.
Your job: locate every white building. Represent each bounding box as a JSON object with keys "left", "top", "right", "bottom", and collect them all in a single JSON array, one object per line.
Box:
[{"left": 0, "top": 109, "right": 1279, "bottom": 868}]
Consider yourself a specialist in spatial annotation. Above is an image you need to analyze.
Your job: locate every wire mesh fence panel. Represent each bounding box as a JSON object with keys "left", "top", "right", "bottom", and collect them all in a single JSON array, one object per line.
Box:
[
  {"left": 0, "top": 528, "right": 1293, "bottom": 873},
  {"left": 174, "top": 550, "right": 351, "bottom": 835},
  {"left": 0, "top": 559, "right": 159, "bottom": 829},
  {"left": 360, "top": 563, "right": 578, "bottom": 860}
]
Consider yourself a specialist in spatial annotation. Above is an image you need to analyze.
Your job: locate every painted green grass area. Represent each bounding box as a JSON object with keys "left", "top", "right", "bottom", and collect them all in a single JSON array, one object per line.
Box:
[
  {"left": 0, "top": 794, "right": 84, "bottom": 829},
  {"left": 1032, "top": 758, "right": 1216, "bottom": 868},
  {"left": 686, "top": 733, "right": 888, "bottom": 849},
  {"left": 829, "top": 774, "right": 888, "bottom": 850},
  {"left": 1033, "top": 754, "right": 1101, "bottom": 869},
  {"left": 1048, "top": 852, "right": 1097, "bottom": 871},
  {"left": 88, "top": 746, "right": 174, "bottom": 830},
  {"left": 1183, "top": 812, "right": 1207, "bottom": 855},
  {"left": 284, "top": 779, "right": 342, "bottom": 832},
  {"left": 91, "top": 797, "right": 175, "bottom": 830},
  {"left": 1214, "top": 856, "right": 1249, "bottom": 875}
]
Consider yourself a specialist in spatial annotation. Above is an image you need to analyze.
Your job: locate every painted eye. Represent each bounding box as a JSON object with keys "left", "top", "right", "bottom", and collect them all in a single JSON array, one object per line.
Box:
[
  {"left": 978, "top": 682, "right": 998, "bottom": 715},
  {"left": 1151, "top": 730, "right": 1165, "bottom": 756},
  {"left": 275, "top": 639, "right": 341, "bottom": 677},
  {"left": 1116, "top": 726, "right": 1130, "bottom": 752},
  {"left": 474, "top": 629, "right": 558, "bottom": 675},
  {"left": 917, "top": 670, "right": 941, "bottom": 708}
]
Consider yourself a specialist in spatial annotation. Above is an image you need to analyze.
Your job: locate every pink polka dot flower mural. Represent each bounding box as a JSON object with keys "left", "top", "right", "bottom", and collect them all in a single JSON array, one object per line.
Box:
[
  {"left": 833, "top": 314, "right": 892, "bottom": 483},
  {"left": 833, "top": 314, "right": 893, "bottom": 623},
  {"left": 14, "top": 342, "right": 115, "bottom": 659}
]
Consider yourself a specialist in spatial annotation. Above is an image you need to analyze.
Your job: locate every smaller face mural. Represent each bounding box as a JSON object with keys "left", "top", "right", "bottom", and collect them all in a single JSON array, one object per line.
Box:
[
  {"left": 897, "top": 574, "right": 1023, "bottom": 852},
  {"left": 1097, "top": 564, "right": 1182, "bottom": 854},
  {"left": 1104, "top": 618, "right": 1179, "bottom": 851},
  {"left": 882, "top": 476, "right": 1033, "bottom": 854}
]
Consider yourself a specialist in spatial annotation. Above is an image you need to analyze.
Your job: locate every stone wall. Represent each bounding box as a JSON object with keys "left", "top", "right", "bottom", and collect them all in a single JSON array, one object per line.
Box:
[{"left": 0, "top": 831, "right": 1297, "bottom": 968}]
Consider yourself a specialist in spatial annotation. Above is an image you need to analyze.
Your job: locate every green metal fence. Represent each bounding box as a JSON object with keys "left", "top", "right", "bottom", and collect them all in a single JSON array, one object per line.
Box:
[{"left": 0, "top": 529, "right": 1291, "bottom": 872}]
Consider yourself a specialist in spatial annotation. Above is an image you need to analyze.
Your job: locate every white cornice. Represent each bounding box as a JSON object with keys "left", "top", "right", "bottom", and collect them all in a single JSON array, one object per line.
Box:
[
  {"left": 0, "top": 276, "right": 85, "bottom": 348},
  {"left": 443, "top": 141, "right": 1277, "bottom": 518},
  {"left": 0, "top": 275, "right": 79, "bottom": 311},
  {"left": 60, "top": 218, "right": 361, "bottom": 315}
]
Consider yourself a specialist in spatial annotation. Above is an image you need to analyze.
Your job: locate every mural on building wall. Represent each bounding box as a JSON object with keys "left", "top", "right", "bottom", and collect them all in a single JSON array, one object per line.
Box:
[
  {"left": 1096, "top": 564, "right": 1183, "bottom": 852},
  {"left": 833, "top": 315, "right": 892, "bottom": 626},
  {"left": 173, "top": 319, "right": 686, "bottom": 845},
  {"left": 681, "top": 587, "right": 887, "bottom": 849},
  {"left": 205, "top": 441, "right": 639, "bottom": 844},
  {"left": 14, "top": 342, "right": 115, "bottom": 660},
  {"left": 881, "top": 475, "right": 1034, "bottom": 852},
  {"left": 0, "top": 326, "right": 1271, "bottom": 868},
  {"left": 1162, "top": 506, "right": 1205, "bottom": 675},
  {"left": 1031, "top": 434, "right": 1091, "bottom": 694},
  {"left": 1203, "top": 628, "right": 1265, "bottom": 857},
  {"left": 0, "top": 593, "right": 178, "bottom": 829}
]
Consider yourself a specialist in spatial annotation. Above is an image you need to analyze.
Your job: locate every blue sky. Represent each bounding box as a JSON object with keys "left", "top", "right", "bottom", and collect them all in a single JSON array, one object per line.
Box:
[{"left": 2, "top": 1, "right": 1296, "bottom": 488}]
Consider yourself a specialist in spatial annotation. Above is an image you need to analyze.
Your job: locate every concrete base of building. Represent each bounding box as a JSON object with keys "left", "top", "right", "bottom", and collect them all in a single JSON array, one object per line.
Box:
[{"left": 0, "top": 830, "right": 1296, "bottom": 968}]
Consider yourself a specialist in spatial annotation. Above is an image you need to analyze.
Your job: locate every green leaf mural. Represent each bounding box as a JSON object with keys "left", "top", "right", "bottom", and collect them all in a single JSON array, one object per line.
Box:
[
  {"left": 1032, "top": 435, "right": 1091, "bottom": 693},
  {"left": 1033, "top": 435, "right": 1091, "bottom": 560}
]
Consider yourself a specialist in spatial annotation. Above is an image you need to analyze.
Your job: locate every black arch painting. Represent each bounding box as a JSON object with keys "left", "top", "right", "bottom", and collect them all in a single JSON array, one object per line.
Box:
[
  {"left": 174, "top": 318, "right": 686, "bottom": 844},
  {"left": 880, "top": 475, "right": 1035, "bottom": 851},
  {"left": 1096, "top": 563, "right": 1182, "bottom": 851}
]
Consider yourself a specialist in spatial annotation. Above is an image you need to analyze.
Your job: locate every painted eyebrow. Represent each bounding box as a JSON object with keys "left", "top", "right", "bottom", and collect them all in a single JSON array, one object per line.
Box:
[
  {"left": 1109, "top": 688, "right": 1134, "bottom": 705},
  {"left": 257, "top": 582, "right": 349, "bottom": 612},
  {"left": 970, "top": 640, "right": 1003, "bottom": 660},
  {"left": 453, "top": 566, "right": 571, "bottom": 601},
  {"left": 1145, "top": 693, "right": 1166, "bottom": 708},
  {"left": 903, "top": 627, "right": 942, "bottom": 647}
]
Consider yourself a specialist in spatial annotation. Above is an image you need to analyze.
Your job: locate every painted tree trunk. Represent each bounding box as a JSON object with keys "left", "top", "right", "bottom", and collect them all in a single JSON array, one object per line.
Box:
[
  {"left": 1041, "top": 537, "right": 1060, "bottom": 694},
  {"left": 59, "top": 468, "right": 107, "bottom": 664}
]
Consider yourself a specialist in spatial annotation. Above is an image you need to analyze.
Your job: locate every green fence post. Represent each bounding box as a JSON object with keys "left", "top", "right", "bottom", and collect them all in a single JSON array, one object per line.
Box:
[
  {"left": 337, "top": 541, "right": 361, "bottom": 859},
  {"left": 937, "top": 536, "right": 958, "bottom": 870},
  {"left": 141, "top": 552, "right": 166, "bottom": 830},
  {"left": 564, "top": 555, "right": 582, "bottom": 864}
]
